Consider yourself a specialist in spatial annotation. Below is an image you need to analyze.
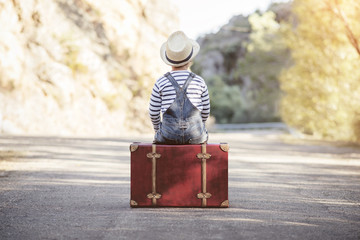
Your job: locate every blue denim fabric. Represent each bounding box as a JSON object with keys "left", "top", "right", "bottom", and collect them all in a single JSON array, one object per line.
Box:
[{"left": 154, "top": 72, "right": 208, "bottom": 144}]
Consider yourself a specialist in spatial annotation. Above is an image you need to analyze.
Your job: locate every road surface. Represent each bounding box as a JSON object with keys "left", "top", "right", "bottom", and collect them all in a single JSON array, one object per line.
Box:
[{"left": 0, "top": 131, "right": 360, "bottom": 239}]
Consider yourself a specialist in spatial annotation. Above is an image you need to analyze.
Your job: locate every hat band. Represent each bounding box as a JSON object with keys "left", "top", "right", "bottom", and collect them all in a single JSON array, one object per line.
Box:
[{"left": 165, "top": 48, "right": 193, "bottom": 65}]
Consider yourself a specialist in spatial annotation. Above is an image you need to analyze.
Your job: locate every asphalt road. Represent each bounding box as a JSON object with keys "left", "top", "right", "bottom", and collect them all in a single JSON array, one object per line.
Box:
[{"left": 0, "top": 131, "right": 360, "bottom": 240}]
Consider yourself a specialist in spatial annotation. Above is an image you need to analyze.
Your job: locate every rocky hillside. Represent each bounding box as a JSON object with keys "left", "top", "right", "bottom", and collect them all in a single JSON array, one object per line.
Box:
[{"left": 0, "top": 0, "right": 178, "bottom": 136}]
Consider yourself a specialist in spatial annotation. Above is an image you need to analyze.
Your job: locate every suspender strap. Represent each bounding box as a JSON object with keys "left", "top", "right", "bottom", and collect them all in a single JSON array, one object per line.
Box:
[
  {"left": 164, "top": 72, "right": 181, "bottom": 93},
  {"left": 164, "top": 72, "right": 195, "bottom": 93},
  {"left": 182, "top": 73, "right": 195, "bottom": 92}
]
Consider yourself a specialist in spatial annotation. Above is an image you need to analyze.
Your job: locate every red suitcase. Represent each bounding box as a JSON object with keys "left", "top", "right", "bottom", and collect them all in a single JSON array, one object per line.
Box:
[{"left": 130, "top": 143, "right": 229, "bottom": 208}]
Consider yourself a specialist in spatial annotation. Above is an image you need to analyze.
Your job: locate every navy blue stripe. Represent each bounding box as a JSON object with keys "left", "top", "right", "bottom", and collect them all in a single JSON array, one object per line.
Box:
[
  {"left": 162, "top": 89, "right": 176, "bottom": 93},
  {"left": 170, "top": 74, "right": 190, "bottom": 78},
  {"left": 157, "top": 79, "right": 168, "bottom": 86},
  {"left": 162, "top": 96, "right": 176, "bottom": 100},
  {"left": 159, "top": 81, "right": 173, "bottom": 89},
  {"left": 152, "top": 88, "right": 160, "bottom": 94},
  {"left": 192, "top": 78, "right": 203, "bottom": 83},
  {"left": 187, "top": 89, "right": 202, "bottom": 93},
  {"left": 157, "top": 78, "right": 167, "bottom": 85},
  {"left": 150, "top": 99, "right": 161, "bottom": 104},
  {"left": 151, "top": 93, "right": 161, "bottom": 99},
  {"left": 159, "top": 79, "right": 203, "bottom": 89},
  {"left": 160, "top": 79, "right": 186, "bottom": 86},
  {"left": 149, "top": 103, "right": 160, "bottom": 108},
  {"left": 151, "top": 92, "right": 160, "bottom": 98},
  {"left": 163, "top": 92, "right": 177, "bottom": 96}
]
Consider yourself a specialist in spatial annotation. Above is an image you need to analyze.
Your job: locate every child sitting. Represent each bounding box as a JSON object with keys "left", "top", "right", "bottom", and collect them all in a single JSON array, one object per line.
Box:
[{"left": 149, "top": 31, "right": 210, "bottom": 144}]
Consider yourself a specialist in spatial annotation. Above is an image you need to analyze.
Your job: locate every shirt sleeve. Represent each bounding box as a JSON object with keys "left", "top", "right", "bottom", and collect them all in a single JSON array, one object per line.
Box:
[
  {"left": 201, "top": 83, "right": 210, "bottom": 122},
  {"left": 149, "top": 82, "right": 162, "bottom": 131}
]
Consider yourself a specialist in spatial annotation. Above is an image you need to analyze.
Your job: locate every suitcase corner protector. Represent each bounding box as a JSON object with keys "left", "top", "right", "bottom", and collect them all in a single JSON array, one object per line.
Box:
[
  {"left": 130, "top": 143, "right": 139, "bottom": 152},
  {"left": 220, "top": 200, "right": 229, "bottom": 208},
  {"left": 219, "top": 143, "right": 229, "bottom": 152},
  {"left": 130, "top": 200, "right": 138, "bottom": 207}
]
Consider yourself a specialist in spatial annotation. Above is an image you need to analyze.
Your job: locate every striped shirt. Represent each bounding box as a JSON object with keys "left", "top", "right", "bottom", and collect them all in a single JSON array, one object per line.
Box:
[{"left": 149, "top": 70, "right": 210, "bottom": 131}]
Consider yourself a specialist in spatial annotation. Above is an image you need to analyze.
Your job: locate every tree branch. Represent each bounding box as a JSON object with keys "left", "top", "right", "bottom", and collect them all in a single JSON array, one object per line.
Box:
[{"left": 327, "top": 0, "right": 360, "bottom": 56}]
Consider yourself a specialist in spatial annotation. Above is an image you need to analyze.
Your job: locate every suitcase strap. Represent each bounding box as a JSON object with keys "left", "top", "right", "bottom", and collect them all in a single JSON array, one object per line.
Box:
[
  {"left": 146, "top": 144, "right": 162, "bottom": 206},
  {"left": 196, "top": 143, "right": 212, "bottom": 207}
]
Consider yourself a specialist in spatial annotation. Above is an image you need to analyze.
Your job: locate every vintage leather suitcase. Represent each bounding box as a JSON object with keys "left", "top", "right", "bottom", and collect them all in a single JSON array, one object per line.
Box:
[{"left": 130, "top": 143, "right": 229, "bottom": 208}]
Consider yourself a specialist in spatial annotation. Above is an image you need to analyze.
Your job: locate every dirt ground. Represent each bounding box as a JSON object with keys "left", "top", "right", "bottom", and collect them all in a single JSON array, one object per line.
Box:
[{"left": 0, "top": 131, "right": 360, "bottom": 240}]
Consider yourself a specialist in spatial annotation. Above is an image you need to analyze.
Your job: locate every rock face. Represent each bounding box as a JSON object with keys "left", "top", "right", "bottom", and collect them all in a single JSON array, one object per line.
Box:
[{"left": 0, "top": 0, "right": 178, "bottom": 136}]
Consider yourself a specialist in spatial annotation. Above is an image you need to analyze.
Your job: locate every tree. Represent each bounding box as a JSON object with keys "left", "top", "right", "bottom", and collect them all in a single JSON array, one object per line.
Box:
[
  {"left": 192, "top": 9, "right": 291, "bottom": 124},
  {"left": 234, "top": 11, "right": 289, "bottom": 123},
  {"left": 280, "top": 0, "right": 360, "bottom": 142}
]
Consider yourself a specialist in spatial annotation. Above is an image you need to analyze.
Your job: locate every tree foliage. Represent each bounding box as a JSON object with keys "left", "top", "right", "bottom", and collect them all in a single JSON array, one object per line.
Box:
[
  {"left": 280, "top": 0, "right": 360, "bottom": 142},
  {"left": 234, "top": 11, "right": 289, "bottom": 123},
  {"left": 193, "top": 9, "right": 290, "bottom": 124}
]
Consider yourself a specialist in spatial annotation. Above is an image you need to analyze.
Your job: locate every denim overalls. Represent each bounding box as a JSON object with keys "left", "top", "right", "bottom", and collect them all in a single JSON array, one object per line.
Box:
[{"left": 154, "top": 72, "right": 208, "bottom": 144}]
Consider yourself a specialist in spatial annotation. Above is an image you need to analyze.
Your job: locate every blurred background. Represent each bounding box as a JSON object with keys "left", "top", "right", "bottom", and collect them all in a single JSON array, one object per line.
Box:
[{"left": 0, "top": 0, "right": 359, "bottom": 143}]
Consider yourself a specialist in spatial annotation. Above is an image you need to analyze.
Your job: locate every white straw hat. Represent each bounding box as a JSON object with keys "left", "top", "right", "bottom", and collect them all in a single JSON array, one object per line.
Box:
[{"left": 160, "top": 31, "right": 200, "bottom": 67}]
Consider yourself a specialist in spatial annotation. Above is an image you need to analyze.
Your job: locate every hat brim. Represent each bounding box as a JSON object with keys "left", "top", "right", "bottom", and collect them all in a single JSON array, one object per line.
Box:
[{"left": 160, "top": 39, "right": 200, "bottom": 67}]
